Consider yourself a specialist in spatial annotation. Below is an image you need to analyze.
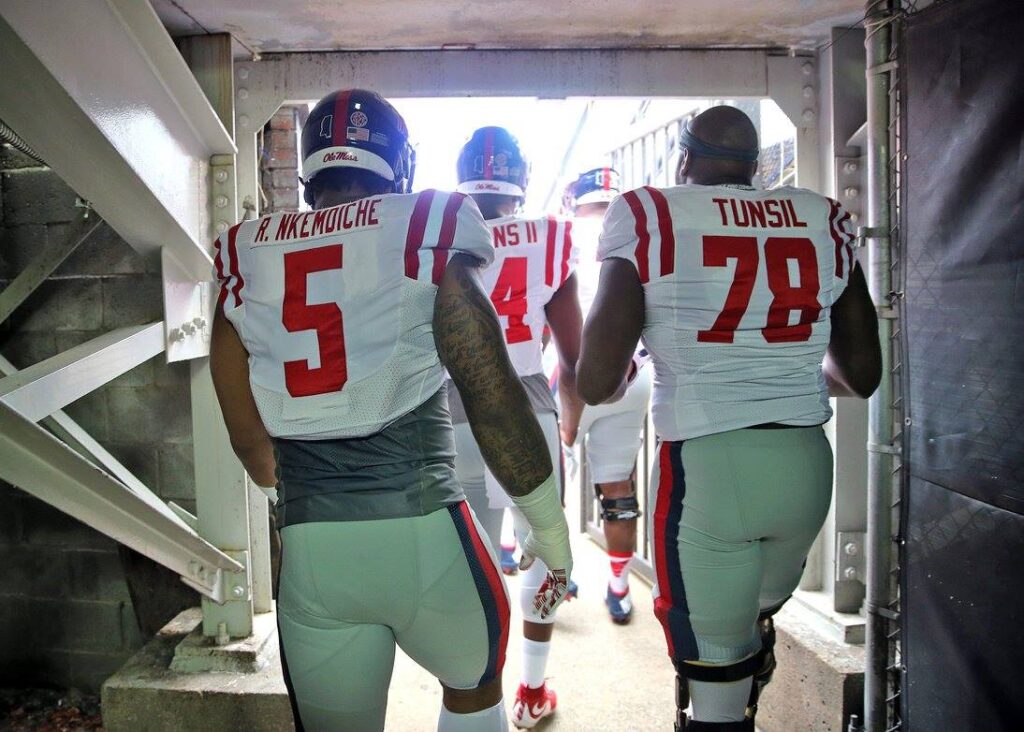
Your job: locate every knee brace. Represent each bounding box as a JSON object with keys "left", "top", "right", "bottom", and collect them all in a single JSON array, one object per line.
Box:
[
  {"left": 597, "top": 488, "right": 641, "bottom": 522},
  {"left": 749, "top": 603, "right": 783, "bottom": 713},
  {"left": 673, "top": 652, "right": 766, "bottom": 730}
]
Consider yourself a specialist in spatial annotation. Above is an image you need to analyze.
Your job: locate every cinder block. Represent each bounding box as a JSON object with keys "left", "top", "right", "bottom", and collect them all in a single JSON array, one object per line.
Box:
[
  {"left": 1, "top": 169, "right": 80, "bottom": 224},
  {"left": 11, "top": 278, "right": 104, "bottom": 332},
  {"left": 106, "top": 385, "right": 192, "bottom": 444},
  {"left": 0, "top": 329, "right": 58, "bottom": 368},
  {"left": 70, "top": 649, "right": 136, "bottom": 692},
  {"left": 158, "top": 442, "right": 195, "bottom": 502},
  {"left": 154, "top": 360, "right": 190, "bottom": 388},
  {"left": 19, "top": 493, "right": 118, "bottom": 550},
  {"left": 67, "top": 549, "right": 132, "bottom": 603},
  {"left": 0, "top": 143, "right": 44, "bottom": 171},
  {"left": 54, "top": 221, "right": 155, "bottom": 277},
  {"left": 268, "top": 109, "right": 296, "bottom": 131},
  {"left": 103, "top": 441, "right": 160, "bottom": 493},
  {"left": 0, "top": 223, "right": 47, "bottom": 278},
  {"left": 0, "top": 544, "right": 70, "bottom": 598},
  {"left": 61, "top": 382, "right": 111, "bottom": 442},
  {"left": 0, "top": 492, "right": 22, "bottom": 542},
  {"left": 58, "top": 598, "right": 132, "bottom": 653},
  {"left": 102, "top": 275, "right": 163, "bottom": 328}
]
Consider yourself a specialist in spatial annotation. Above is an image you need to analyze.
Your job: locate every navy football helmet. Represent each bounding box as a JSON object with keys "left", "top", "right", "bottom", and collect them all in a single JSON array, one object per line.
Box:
[
  {"left": 569, "top": 166, "right": 621, "bottom": 211},
  {"left": 456, "top": 126, "right": 529, "bottom": 199},
  {"left": 300, "top": 89, "right": 414, "bottom": 201}
]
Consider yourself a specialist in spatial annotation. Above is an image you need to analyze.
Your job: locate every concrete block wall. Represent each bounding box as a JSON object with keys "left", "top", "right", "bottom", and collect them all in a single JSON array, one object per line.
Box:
[
  {"left": 260, "top": 105, "right": 306, "bottom": 213},
  {"left": 0, "top": 143, "right": 196, "bottom": 691}
]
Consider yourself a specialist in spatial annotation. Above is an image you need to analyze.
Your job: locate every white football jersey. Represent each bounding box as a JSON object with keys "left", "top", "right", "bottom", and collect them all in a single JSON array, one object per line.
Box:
[
  {"left": 598, "top": 184, "right": 856, "bottom": 441},
  {"left": 478, "top": 214, "right": 576, "bottom": 376},
  {"left": 214, "top": 190, "right": 494, "bottom": 440}
]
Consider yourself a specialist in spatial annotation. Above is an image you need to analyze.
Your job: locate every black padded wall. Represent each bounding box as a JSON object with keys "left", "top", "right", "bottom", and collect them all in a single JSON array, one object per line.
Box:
[{"left": 900, "top": 0, "right": 1024, "bottom": 728}]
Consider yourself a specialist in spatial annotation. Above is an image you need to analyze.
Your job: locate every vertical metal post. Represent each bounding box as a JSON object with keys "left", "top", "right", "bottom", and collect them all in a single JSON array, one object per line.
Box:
[{"left": 863, "top": 1, "right": 899, "bottom": 728}]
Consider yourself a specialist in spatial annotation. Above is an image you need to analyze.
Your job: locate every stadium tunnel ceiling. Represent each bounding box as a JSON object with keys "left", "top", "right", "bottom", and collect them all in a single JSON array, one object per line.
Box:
[{"left": 153, "top": 0, "right": 865, "bottom": 54}]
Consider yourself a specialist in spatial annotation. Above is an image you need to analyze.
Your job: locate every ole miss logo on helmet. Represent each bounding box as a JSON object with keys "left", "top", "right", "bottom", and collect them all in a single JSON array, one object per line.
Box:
[
  {"left": 323, "top": 151, "right": 359, "bottom": 162},
  {"left": 474, "top": 182, "right": 503, "bottom": 192}
]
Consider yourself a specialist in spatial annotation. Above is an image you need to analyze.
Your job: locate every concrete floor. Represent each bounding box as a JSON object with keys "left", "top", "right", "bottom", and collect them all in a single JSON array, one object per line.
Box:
[{"left": 385, "top": 527, "right": 679, "bottom": 730}]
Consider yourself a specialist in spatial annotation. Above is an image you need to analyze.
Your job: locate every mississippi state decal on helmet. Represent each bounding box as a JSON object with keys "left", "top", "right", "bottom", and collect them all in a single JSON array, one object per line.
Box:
[
  {"left": 301, "top": 88, "right": 415, "bottom": 195},
  {"left": 570, "top": 167, "right": 621, "bottom": 209},
  {"left": 456, "top": 126, "right": 529, "bottom": 199}
]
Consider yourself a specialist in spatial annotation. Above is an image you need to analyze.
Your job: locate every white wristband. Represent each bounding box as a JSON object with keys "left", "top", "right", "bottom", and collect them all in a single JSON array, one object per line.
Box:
[
  {"left": 510, "top": 473, "right": 562, "bottom": 530},
  {"left": 254, "top": 482, "right": 279, "bottom": 503}
]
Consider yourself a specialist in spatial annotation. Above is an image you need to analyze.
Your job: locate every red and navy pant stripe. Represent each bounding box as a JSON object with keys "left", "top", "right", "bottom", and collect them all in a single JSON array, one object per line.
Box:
[
  {"left": 653, "top": 440, "right": 700, "bottom": 662},
  {"left": 448, "top": 501, "right": 510, "bottom": 685}
]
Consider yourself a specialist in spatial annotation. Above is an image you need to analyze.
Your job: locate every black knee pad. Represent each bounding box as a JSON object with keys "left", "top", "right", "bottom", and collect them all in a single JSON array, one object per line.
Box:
[{"left": 598, "top": 494, "right": 641, "bottom": 521}]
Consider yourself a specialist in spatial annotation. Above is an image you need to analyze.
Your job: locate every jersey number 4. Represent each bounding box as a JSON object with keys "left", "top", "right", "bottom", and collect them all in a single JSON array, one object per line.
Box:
[
  {"left": 282, "top": 244, "right": 348, "bottom": 397},
  {"left": 491, "top": 257, "right": 532, "bottom": 344},
  {"left": 697, "top": 235, "right": 822, "bottom": 344}
]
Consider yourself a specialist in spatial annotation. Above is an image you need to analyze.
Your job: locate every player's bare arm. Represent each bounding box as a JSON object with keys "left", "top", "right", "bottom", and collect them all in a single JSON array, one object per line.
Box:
[
  {"left": 577, "top": 257, "right": 645, "bottom": 405},
  {"left": 209, "top": 305, "right": 277, "bottom": 487},
  {"left": 435, "top": 254, "right": 553, "bottom": 495},
  {"left": 824, "top": 263, "right": 882, "bottom": 398},
  {"left": 544, "top": 273, "right": 585, "bottom": 445}
]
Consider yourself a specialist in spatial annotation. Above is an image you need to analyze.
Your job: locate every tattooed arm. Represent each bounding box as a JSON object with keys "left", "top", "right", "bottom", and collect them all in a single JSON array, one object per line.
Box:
[{"left": 434, "top": 254, "right": 552, "bottom": 496}]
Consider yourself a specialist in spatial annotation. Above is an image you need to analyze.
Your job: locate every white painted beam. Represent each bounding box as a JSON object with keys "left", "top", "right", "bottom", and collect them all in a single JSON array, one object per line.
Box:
[
  {"left": 0, "top": 323, "right": 164, "bottom": 423},
  {"left": 0, "top": 1, "right": 234, "bottom": 281},
  {"left": 0, "top": 400, "right": 242, "bottom": 601}
]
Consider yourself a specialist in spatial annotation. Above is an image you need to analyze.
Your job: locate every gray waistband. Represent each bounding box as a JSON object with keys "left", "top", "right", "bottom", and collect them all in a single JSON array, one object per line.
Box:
[
  {"left": 446, "top": 372, "right": 557, "bottom": 424},
  {"left": 273, "top": 386, "right": 464, "bottom": 526}
]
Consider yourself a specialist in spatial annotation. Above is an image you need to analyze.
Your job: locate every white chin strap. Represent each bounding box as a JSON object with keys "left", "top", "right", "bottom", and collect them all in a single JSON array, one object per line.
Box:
[{"left": 455, "top": 179, "right": 525, "bottom": 197}]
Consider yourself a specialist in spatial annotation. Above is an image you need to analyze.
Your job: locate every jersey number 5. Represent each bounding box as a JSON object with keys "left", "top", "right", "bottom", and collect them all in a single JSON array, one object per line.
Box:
[
  {"left": 282, "top": 244, "right": 348, "bottom": 397},
  {"left": 491, "top": 257, "right": 532, "bottom": 344},
  {"left": 697, "top": 235, "right": 821, "bottom": 344}
]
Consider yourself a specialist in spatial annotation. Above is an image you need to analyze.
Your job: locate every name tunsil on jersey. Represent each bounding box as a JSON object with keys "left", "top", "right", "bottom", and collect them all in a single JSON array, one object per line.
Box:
[{"left": 598, "top": 184, "right": 856, "bottom": 441}]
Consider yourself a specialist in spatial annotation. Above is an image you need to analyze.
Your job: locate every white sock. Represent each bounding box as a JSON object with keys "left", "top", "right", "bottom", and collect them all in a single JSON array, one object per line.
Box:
[
  {"left": 521, "top": 638, "right": 550, "bottom": 689},
  {"left": 500, "top": 510, "right": 517, "bottom": 550},
  {"left": 437, "top": 699, "right": 508, "bottom": 731},
  {"left": 608, "top": 551, "right": 632, "bottom": 595},
  {"left": 689, "top": 677, "right": 754, "bottom": 722}
]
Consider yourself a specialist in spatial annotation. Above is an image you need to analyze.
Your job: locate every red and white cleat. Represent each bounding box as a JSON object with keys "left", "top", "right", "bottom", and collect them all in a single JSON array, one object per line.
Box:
[{"left": 511, "top": 682, "right": 558, "bottom": 729}]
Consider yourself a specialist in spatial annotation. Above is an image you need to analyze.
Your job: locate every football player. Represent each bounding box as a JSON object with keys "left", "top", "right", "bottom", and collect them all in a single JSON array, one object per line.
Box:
[
  {"left": 562, "top": 167, "right": 652, "bottom": 625},
  {"left": 447, "top": 126, "right": 583, "bottom": 729},
  {"left": 209, "top": 90, "right": 572, "bottom": 732},
  {"left": 577, "top": 106, "right": 881, "bottom": 731}
]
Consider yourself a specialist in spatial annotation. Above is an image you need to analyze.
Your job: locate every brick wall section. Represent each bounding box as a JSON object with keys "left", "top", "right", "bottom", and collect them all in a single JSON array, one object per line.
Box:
[
  {"left": 0, "top": 143, "right": 195, "bottom": 691},
  {"left": 260, "top": 105, "right": 307, "bottom": 213}
]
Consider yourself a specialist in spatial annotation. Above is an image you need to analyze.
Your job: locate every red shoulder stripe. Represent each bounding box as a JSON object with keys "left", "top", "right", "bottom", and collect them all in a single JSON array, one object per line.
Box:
[
  {"left": 213, "top": 235, "right": 228, "bottom": 309},
  {"left": 827, "top": 198, "right": 845, "bottom": 278},
  {"left": 404, "top": 190, "right": 435, "bottom": 279},
  {"left": 432, "top": 193, "right": 465, "bottom": 285},
  {"left": 560, "top": 220, "right": 574, "bottom": 285},
  {"left": 622, "top": 190, "right": 650, "bottom": 283},
  {"left": 644, "top": 186, "right": 675, "bottom": 277},
  {"left": 227, "top": 224, "right": 245, "bottom": 307},
  {"left": 545, "top": 215, "right": 557, "bottom": 287}
]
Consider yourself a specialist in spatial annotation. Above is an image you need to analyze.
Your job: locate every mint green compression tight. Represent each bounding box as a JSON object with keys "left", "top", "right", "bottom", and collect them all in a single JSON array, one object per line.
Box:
[{"left": 650, "top": 425, "right": 834, "bottom": 666}]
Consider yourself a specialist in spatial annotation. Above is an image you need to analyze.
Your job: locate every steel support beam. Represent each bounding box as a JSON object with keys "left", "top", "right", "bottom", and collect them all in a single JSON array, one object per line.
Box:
[
  {"left": 0, "top": 0, "right": 234, "bottom": 281},
  {"left": 0, "top": 322, "right": 164, "bottom": 422},
  {"left": 0, "top": 400, "right": 242, "bottom": 601}
]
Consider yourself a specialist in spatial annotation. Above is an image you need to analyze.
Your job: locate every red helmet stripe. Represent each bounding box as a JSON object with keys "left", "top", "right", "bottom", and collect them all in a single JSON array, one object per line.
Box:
[
  {"left": 331, "top": 90, "right": 353, "bottom": 147},
  {"left": 483, "top": 128, "right": 494, "bottom": 180},
  {"left": 603, "top": 167, "right": 611, "bottom": 190}
]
